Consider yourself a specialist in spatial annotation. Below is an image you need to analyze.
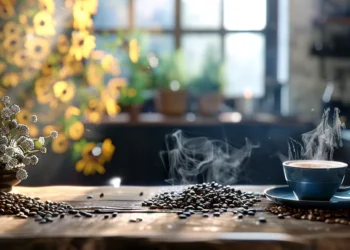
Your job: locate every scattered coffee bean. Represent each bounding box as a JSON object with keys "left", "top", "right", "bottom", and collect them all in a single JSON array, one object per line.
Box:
[
  {"left": 136, "top": 218, "right": 142, "bottom": 222},
  {"left": 46, "top": 218, "right": 53, "bottom": 222},
  {"left": 75, "top": 214, "right": 82, "bottom": 218},
  {"left": 248, "top": 211, "right": 255, "bottom": 216},
  {"left": 258, "top": 217, "right": 266, "bottom": 223},
  {"left": 278, "top": 214, "right": 284, "bottom": 219},
  {"left": 237, "top": 214, "right": 243, "bottom": 219},
  {"left": 87, "top": 195, "right": 93, "bottom": 199},
  {"left": 202, "top": 213, "right": 209, "bottom": 218},
  {"left": 100, "top": 193, "right": 104, "bottom": 198},
  {"left": 60, "top": 214, "right": 65, "bottom": 218},
  {"left": 183, "top": 212, "right": 191, "bottom": 217},
  {"left": 213, "top": 212, "right": 220, "bottom": 217},
  {"left": 112, "top": 212, "right": 118, "bottom": 218},
  {"left": 129, "top": 219, "right": 137, "bottom": 223},
  {"left": 178, "top": 214, "right": 187, "bottom": 219},
  {"left": 104, "top": 215, "right": 109, "bottom": 219},
  {"left": 139, "top": 192, "right": 143, "bottom": 196}
]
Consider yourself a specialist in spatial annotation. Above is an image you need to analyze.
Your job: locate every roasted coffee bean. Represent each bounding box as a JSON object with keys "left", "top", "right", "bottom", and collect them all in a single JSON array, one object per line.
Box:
[
  {"left": 278, "top": 214, "right": 284, "bottom": 219},
  {"left": 237, "top": 214, "right": 243, "bottom": 219},
  {"left": 129, "top": 219, "right": 137, "bottom": 223},
  {"left": 136, "top": 218, "right": 142, "bottom": 222},
  {"left": 87, "top": 195, "right": 93, "bottom": 199},
  {"left": 39, "top": 219, "right": 47, "bottom": 224},
  {"left": 183, "top": 212, "right": 191, "bottom": 217},
  {"left": 112, "top": 212, "right": 118, "bottom": 218},
  {"left": 75, "top": 214, "right": 82, "bottom": 218},
  {"left": 139, "top": 192, "right": 144, "bottom": 196},
  {"left": 325, "top": 219, "right": 335, "bottom": 224},
  {"left": 202, "top": 213, "right": 209, "bottom": 218},
  {"left": 308, "top": 215, "right": 316, "bottom": 221},
  {"left": 68, "top": 210, "right": 78, "bottom": 214},
  {"left": 213, "top": 212, "right": 220, "bottom": 217},
  {"left": 178, "top": 214, "right": 187, "bottom": 219},
  {"left": 248, "top": 211, "right": 255, "bottom": 216},
  {"left": 104, "top": 215, "right": 109, "bottom": 219},
  {"left": 46, "top": 218, "right": 53, "bottom": 222},
  {"left": 258, "top": 217, "right": 267, "bottom": 223},
  {"left": 100, "top": 193, "right": 104, "bottom": 198},
  {"left": 60, "top": 214, "right": 65, "bottom": 218}
]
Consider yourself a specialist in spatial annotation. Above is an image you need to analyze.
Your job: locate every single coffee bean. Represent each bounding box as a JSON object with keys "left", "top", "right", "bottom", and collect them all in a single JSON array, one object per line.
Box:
[
  {"left": 139, "top": 192, "right": 144, "bottom": 196},
  {"left": 237, "top": 214, "right": 243, "bottom": 219},
  {"left": 75, "top": 214, "right": 82, "bottom": 218},
  {"left": 129, "top": 219, "right": 137, "bottom": 223},
  {"left": 183, "top": 212, "right": 191, "bottom": 217},
  {"left": 278, "top": 214, "right": 285, "bottom": 219},
  {"left": 202, "top": 213, "right": 209, "bottom": 218},
  {"left": 112, "top": 212, "right": 118, "bottom": 217},
  {"left": 136, "top": 218, "right": 143, "bottom": 222},
  {"left": 258, "top": 217, "right": 266, "bottom": 223},
  {"left": 104, "top": 215, "right": 109, "bottom": 219},
  {"left": 60, "top": 214, "right": 65, "bottom": 218},
  {"left": 100, "top": 193, "right": 104, "bottom": 198},
  {"left": 213, "top": 212, "right": 220, "bottom": 217},
  {"left": 178, "top": 214, "right": 187, "bottom": 219},
  {"left": 248, "top": 211, "right": 255, "bottom": 216}
]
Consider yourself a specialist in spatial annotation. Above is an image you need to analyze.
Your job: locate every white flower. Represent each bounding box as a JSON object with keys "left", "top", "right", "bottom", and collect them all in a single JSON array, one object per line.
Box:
[
  {"left": 23, "top": 157, "right": 31, "bottom": 165},
  {"left": 8, "top": 158, "right": 17, "bottom": 167},
  {"left": 38, "top": 137, "right": 45, "bottom": 145},
  {"left": 5, "top": 164, "right": 12, "bottom": 170},
  {"left": 40, "top": 147, "right": 47, "bottom": 153},
  {"left": 9, "top": 104, "right": 20, "bottom": 114},
  {"left": 1, "top": 96, "right": 10, "bottom": 106},
  {"left": 9, "top": 120, "right": 18, "bottom": 129},
  {"left": 0, "top": 126, "right": 10, "bottom": 136},
  {"left": 20, "top": 138, "right": 34, "bottom": 151},
  {"left": 0, "top": 144, "right": 6, "bottom": 153},
  {"left": 5, "top": 147, "right": 14, "bottom": 157},
  {"left": 30, "top": 155, "right": 39, "bottom": 165},
  {"left": 30, "top": 115, "right": 38, "bottom": 123},
  {"left": 1, "top": 154, "right": 11, "bottom": 163},
  {"left": 1, "top": 107, "right": 13, "bottom": 119},
  {"left": 17, "top": 124, "right": 29, "bottom": 136},
  {"left": 16, "top": 168, "right": 28, "bottom": 180},
  {"left": 50, "top": 131, "right": 58, "bottom": 138},
  {"left": 0, "top": 136, "right": 8, "bottom": 145}
]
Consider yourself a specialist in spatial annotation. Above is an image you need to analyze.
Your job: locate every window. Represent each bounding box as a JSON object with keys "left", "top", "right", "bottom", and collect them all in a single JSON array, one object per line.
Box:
[{"left": 94, "top": 0, "right": 275, "bottom": 98}]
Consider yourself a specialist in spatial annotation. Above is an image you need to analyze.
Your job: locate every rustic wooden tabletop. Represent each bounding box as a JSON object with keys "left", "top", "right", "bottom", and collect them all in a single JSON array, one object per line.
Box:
[{"left": 0, "top": 185, "right": 349, "bottom": 250}]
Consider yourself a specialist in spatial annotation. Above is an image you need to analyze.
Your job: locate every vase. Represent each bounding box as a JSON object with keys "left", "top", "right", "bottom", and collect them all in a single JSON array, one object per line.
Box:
[
  {"left": 155, "top": 88, "right": 188, "bottom": 117},
  {"left": 0, "top": 170, "right": 20, "bottom": 192},
  {"left": 198, "top": 92, "right": 223, "bottom": 117},
  {"left": 126, "top": 105, "right": 142, "bottom": 122}
]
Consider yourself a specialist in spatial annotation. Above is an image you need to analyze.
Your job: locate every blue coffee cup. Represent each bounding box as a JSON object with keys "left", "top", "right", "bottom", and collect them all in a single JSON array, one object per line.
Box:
[{"left": 283, "top": 160, "right": 349, "bottom": 201}]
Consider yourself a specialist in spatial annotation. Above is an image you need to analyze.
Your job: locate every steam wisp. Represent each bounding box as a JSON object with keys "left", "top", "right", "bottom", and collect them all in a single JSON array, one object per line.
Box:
[
  {"left": 288, "top": 108, "right": 345, "bottom": 161},
  {"left": 161, "top": 130, "right": 258, "bottom": 185}
]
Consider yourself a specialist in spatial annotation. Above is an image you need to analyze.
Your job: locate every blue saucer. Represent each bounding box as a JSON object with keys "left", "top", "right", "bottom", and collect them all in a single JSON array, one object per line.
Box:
[{"left": 265, "top": 186, "right": 350, "bottom": 208}]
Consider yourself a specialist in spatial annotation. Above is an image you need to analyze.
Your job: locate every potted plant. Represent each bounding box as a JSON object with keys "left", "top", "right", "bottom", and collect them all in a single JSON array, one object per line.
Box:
[
  {"left": 152, "top": 50, "right": 189, "bottom": 117},
  {"left": 119, "top": 56, "right": 149, "bottom": 122},
  {"left": 189, "top": 48, "right": 226, "bottom": 117}
]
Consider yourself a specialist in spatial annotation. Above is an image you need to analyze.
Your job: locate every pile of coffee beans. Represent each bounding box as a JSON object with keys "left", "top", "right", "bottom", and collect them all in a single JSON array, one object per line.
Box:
[
  {"left": 266, "top": 205, "right": 350, "bottom": 225},
  {"left": 0, "top": 191, "right": 73, "bottom": 224},
  {"left": 142, "top": 182, "right": 261, "bottom": 211}
]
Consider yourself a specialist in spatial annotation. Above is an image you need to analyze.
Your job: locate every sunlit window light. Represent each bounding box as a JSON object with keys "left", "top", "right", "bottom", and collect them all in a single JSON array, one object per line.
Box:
[{"left": 109, "top": 177, "right": 122, "bottom": 188}]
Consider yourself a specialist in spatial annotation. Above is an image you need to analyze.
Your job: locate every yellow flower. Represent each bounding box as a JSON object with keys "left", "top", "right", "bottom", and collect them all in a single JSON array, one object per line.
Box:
[
  {"left": 33, "top": 11, "right": 56, "bottom": 36},
  {"left": 35, "top": 76, "right": 55, "bottom": 104},
  {"left": 74, "top": 0, "right": 98, "bottom": 15},
  {"left": 85, "top": 99, "right": 104, "bottom": 124},
  {"left": 68, "top": 121, "right": 84, "bottom": 140},
  {"left": 52, "top": 134, "right": 69, "bottom": 154},
  {"left": 0, "top": 2, "right": 15, "bottom": 19},
  {"left": 0, "top": 61, "right": 6, "bottom": 75},
  {"left": 101, "top": 55, "right": 120, "bottom": 75},
  {"left": 41, "top": 62, "right": 54, "bottom": 76},
  {"left": 39, "top": 0, "right": 55, "bottom": 14},
  {"left": 69, "top": 31, "right": 95, "bottom": 61},
  {"left": 26, "top": 37, "right": 51, "bottom": 61},
  {"left": 101, "top": 138, "right": 115, "bottom": 162},
  {"left": 13, "top": 50, "right": 28, "bottom": 68},
  {"left": 19, "top": 14, "right": 27, "bottom": 24},
  {"left": 29, "top": 125, "right": 39, "bottom": 137},
  {"left": 57, "top": 34, "right": 70, "bottom": 54},
  {"left": 22, "top": 63, "right": 41, "bottom": 81},
  {"left": 4, "top": 21, "right": 21, "bottom": 37},
  {"left": 129, "top": 39, "right": 140, "bottom": 63},
  {"left": 128, "top": 88, "right": 137, "bottom": 98},
  {"left": 107, "top": 78, "right": 127, "bottom": 98},
  {"left": 2, "top": 72, "right": 19, "bottom": 87},
  {"left": 53, "top": 81, "right": 76, "bottom": 103},
  {"left": 73, "top": 8, "right": 93, "bottom": 30},
  {"left": 86, "top": 63, "right": 103, "bottom": 86},
  {"left": 101, "top": 90, "right": 120, "bottom": 117},
  {"left": 16, "top": 108, "right": 31, "bottom": 124},
  {"left": 43, "top": 125, "right": 57, "bottom": 137},
  {"left": 75, "top": 158, "right": 106, "bottom": 175},
  {"left": 3, "top": 34, "right": 21, "bottom": 53},
  {"left": 65, "top": 105, "right": 81, "bottom": 118}
]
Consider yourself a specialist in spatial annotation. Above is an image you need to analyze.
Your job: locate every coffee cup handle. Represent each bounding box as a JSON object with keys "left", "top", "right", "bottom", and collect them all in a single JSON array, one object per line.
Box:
[{"left": 337, "top": 167, "right": 350, "bottom": 192}]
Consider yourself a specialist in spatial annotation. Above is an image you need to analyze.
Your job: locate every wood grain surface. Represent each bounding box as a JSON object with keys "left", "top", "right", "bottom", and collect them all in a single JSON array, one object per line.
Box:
[{"left": 0, "top": 185, "right": 349, "bottom": 250}]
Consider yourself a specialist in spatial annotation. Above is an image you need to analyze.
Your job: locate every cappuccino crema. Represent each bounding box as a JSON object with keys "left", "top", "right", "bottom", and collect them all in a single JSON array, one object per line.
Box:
[{"left": 285, "top": 160, "right": 347, "bottom": 169}]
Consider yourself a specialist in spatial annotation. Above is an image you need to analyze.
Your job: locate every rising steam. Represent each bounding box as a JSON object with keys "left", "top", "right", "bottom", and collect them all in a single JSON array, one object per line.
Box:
[
  {"left": 160, "top": 130, "right": 258, "bottom": 185},
  {"left": 288, "top": 108, "right": 345, "bottom": 161}
]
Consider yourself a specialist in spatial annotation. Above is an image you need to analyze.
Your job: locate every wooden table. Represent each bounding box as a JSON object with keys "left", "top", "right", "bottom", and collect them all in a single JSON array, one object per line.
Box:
[{"left": 1, "top": 185, "right": 350, "bottom": 250}]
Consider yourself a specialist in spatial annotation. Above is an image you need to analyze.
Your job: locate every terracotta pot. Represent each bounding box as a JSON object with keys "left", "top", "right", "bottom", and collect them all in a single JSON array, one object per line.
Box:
[
  {"left": 155, "top": 89, "right": 188, "bottom": 117},
  {"left": 198, "top": 92, "right": 223, "bottom": 116},
  {"left": 0, "top": 170, "right": 20, "bottom": 192},
  {"left": 126, "top": 105, "right": 142, "bottom": 122}
]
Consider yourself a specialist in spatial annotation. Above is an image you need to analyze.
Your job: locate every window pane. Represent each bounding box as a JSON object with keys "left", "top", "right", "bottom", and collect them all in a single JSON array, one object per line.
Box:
[
  {"left": 182, "top": 34, "right": 221, "bottom": 78},
  {"left": 147, "top": 35, "right": 175, "bottom": 55},
  {"left": 225, "top": 33, "right": 265, "bottom": 98},
  {"left": 224, "top": 0, "right": 266, "bottom": 30},
  {"left": 94, "top": 0, "right": 129, "bottom": 29},
  {"left": 181, "top": 0, "right": 221, "bottom": 29},
  {"left": 134, "top": 0, "right": 174, "bottom": 29}
]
